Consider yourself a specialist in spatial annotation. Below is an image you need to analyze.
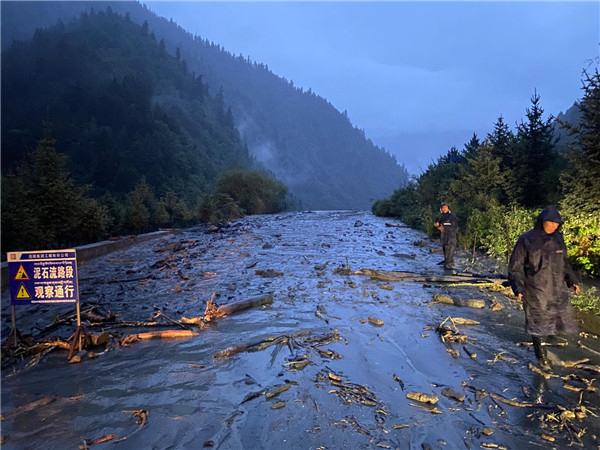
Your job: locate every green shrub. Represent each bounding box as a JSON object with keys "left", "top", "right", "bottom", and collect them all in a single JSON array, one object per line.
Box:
[
  {"left": 216, "top": 169, "right": 288, "bottom": 215},
  {"left": 571, "top": 286, "right": 600, "bottom": 316},
  {"left": 477, "top": 204, "right": 537, "bottom": 263},
  {"left": 561, "top": 210, "right": 600, "bottom": 277},
  {"left": 196, "top": 193, "right": 243, "bottom": 225}
]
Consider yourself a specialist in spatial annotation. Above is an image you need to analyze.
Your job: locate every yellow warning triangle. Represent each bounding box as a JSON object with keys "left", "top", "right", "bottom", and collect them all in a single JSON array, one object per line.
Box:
[
  {"left": 16, "top": 283, "right": 31, "bottom": 299},
  {"left": 14, "top": 264, "right": 30, "bottom": 280}
]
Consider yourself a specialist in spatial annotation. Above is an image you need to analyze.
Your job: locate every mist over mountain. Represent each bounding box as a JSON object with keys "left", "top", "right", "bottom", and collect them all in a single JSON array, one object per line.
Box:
[{"left": 1, "top": 1, "right": 409, "bottom": 210}]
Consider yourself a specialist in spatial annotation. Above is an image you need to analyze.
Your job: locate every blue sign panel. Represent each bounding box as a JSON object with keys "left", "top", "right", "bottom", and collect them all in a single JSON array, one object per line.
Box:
[{"left": 7, "top": 250, "right": 79, "bottom": 305}]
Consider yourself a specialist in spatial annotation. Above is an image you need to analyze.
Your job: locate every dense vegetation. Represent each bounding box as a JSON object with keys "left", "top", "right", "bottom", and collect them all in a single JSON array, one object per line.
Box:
[
  {"left": 373, "top": 71, "right": 600, "bottom": 278},
  {"left": 1, "top": 8, "right": 288, "bottom": 252},
  {"left": 1, "top": 1, "right": 409, "bottom": 210}
]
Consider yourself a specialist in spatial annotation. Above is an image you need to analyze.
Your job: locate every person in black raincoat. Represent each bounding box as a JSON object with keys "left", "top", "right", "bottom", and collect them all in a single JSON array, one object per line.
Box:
[
  {"left": 434, "top": 202, "right": 459, "bottom": 269},
  {"left": 508, "top": 206, "right": 580, "bottom": 369}
]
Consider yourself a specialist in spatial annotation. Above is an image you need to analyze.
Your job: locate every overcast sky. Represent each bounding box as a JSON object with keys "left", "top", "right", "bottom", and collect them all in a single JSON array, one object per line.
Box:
[{"left": 143, "top": 1, "right": 599, "bottom": 174}]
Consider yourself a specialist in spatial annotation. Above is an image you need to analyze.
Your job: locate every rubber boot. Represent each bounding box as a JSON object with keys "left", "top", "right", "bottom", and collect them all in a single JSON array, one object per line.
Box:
[{"left": 532, "top": 336, "right": 550, "bottom": 370}]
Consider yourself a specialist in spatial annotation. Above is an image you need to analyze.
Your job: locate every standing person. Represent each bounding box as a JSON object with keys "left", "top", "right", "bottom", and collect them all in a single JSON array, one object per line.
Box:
[
  {"left": 508, "top": 206, "right": 580, "bottom": 370},
  {"left": 434, "top": 202, "right": 459, "bottom": 270}
]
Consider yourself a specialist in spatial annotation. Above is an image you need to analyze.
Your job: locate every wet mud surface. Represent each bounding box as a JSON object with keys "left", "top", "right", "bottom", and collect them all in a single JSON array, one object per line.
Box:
[{"left": 2, "top": 210, "right": 599, "bottom": 449}]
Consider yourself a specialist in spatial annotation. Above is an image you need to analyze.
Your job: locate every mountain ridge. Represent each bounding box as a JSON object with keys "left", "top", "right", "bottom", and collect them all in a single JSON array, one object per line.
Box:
[{"left": 1, "top": 1, "right": 409, "bottom": 210}]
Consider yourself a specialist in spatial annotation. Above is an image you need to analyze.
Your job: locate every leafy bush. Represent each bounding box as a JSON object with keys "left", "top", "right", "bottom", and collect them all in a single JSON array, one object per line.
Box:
[
  {"left": 477, "top": 204, "right": 538, "bottom": 263},
  {"left": 196, "top": 193, "right": 243, "bottom": 225},
  {"left": 571, "top": 286, "right": 600, "bottom": 315},
  {"left": 216, "top": 170, "right": 288, "bottom": 215},
  {"left": 561, "top": 210, "right": 600, "bottom": 277}
]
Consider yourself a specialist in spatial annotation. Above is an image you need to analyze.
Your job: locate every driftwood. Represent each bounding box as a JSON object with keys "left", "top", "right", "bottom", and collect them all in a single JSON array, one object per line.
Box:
[
  {"left": 441, "top": 387, "right": 466, "bottom": 402},
  {"left": 406, "top": 392, "right": 439, "bottom": 404},
  {"left": 368, "top": 316, "right": 384, "bottom": 327},
  {"left": 432, "top": 293, "right": 486, "bottom": 309},
  {"left": 121, "top": 330, "right": 198, "bottom": 346},
  {"left": 464, "top": 384, "right": 536, "bottom": 408},
  {"left": 203, "top": 294, "right": 273, "bottom": 322},
  {"left": 350, "top": 268, "right": 499, "bottom": 285},
  {"left": 214, "top": 329, "right": 312, "bottom": 359},
  {"left": 80, "top": 409, "right": 148, "bottom": 448}
]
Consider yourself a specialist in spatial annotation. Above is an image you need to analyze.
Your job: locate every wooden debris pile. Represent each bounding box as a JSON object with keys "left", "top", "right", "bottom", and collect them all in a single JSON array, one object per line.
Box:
[
  {"left": 533, "top": 401, "right": 598, "bottom": 447},
  {"left": 315, "top": 368, "right": 393, "bottom": 447},
  {"left": 214, "top": 329, "right": 344, "bottom": 368},
  {"left": 436, "top": 316, "right": 474, "bottom": 345},
  {"left": 2, "top": 293, "right": 274, "bottom": 367}
]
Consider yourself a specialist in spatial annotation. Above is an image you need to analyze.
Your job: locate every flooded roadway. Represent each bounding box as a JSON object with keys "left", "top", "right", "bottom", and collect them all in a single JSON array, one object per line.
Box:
[{"left": 1, "top": 210, "right": 599, "bottom": 449}]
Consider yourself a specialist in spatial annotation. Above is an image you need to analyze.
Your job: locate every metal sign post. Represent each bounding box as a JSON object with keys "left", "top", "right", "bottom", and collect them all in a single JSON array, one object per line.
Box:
[{"left": 7, "top": 249, "right": 80, "bottom": 357}]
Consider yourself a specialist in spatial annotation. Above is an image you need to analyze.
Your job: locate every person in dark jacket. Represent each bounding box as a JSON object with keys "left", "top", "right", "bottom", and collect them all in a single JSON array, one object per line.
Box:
[
  {"left": 434, "top": 202, "right": 459, "bottom": 269},
  {"left": 508, "top": 206, "right": 580, "bottom": 370}
]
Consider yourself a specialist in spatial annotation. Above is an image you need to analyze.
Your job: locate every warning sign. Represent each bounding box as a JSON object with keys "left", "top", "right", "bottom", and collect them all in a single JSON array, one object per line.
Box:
[
  {"left": 16, "top": 283, "right": 31, "bottom": 299},
  {"left": 7, "top": 250, "right": 78, "bottom": 305},
  {"left": 14, "top": 264, "right": 30, "bottom": 280}
]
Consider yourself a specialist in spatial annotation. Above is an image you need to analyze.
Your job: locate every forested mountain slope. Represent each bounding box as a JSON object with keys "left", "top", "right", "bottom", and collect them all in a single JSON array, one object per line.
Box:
[
  {"left": 2, "top": 7, "right": 250, "bottom": 201},
  {"left": 2, "top": 1, "right": 409, "bottom": 210}
]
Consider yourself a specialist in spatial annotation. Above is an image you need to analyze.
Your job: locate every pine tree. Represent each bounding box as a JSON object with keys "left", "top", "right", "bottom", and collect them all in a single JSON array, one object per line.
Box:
[
  {"left": 462, "top": 133, "right": 481, "bottom": 160},
  {"left": 560, "top": 69, "right": 600, "bottom": 214},
  {"left": 452, "top": 144, "right": 505, "bottom": 210},
  {"left": 511, "top": 91, "right": 557, "bottom": 207},
  {"left": 488, "top": 115, "right": 516, "bottom": 203},
  {"left": 559, "top": 69, "right": 600, "bottom": 276},
  {"left": 2, "top": 129, "right": 111, "bottom": 250}
]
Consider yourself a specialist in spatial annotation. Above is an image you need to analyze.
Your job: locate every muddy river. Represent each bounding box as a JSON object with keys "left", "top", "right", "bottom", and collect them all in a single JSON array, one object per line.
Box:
[{"left": 2, "top": 210, "right": 599, "bottom": 449}]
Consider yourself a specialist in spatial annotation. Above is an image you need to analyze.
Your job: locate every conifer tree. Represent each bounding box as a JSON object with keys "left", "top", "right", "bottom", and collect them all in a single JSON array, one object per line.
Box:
[
  {"left": 462, "top": 133, "right": 481, "bottom": 160},
  {"left": 511, "top": 91, "right": 557, "bottom": 207},
  {"left": 560, "top": 69, "right": 600, "bottom": 214},
  {"left": 559, "top": 69, "right": 600, "bottom": 275},
  {"left": 488, "top": 115, "right": 517, "bottom": 203},
  {"left": 2, "top": 129, "right": 111, "bottom": 250}
]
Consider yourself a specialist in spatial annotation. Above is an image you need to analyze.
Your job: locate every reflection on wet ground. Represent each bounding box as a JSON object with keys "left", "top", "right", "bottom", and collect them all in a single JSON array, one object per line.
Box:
[{"left": 2, "top": 210, "right": 599, "bottom": 449}]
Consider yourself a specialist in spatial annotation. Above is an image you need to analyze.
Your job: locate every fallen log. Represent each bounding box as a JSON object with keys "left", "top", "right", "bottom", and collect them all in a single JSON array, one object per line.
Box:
[
  {"left": 203, "top": 294, "right": 273, "bottom": 322},
  {"left": 27, "top": 339, "right": 72, "bottom": 354},
  {"left": 121, "top": 329, "right": 198, "bottom": 346},
  {"left": 133, "top": 330, "right": 198, "bottom": 340},
  {"left": 214, "top": 329, "right": 313, "bottom": 359},
  {"left": 350, "top": 268, "right": 498, "bottom": 285},
  {"left": 431, "top": 293, "right": 486, "bottom": 309}
]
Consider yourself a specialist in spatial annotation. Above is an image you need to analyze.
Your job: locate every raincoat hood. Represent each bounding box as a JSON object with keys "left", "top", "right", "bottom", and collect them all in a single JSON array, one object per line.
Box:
[{"left": 535, "top": 206, "right": 563, "bottom": 229}]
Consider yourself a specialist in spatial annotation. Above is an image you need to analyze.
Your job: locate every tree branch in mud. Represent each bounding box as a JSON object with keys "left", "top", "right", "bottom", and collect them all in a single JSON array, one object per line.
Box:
[
  {"left": 463, "top": 383, "right": 537, "bottom": 408},
  {"left": 79, "top": 409, "right": 148, "bottom": 448},
  {"left": 214, "top": 329, "right": 313, "bottom": 359},
  {"left": 202, "top": 293, "right": 273, "bottom": 322}
]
